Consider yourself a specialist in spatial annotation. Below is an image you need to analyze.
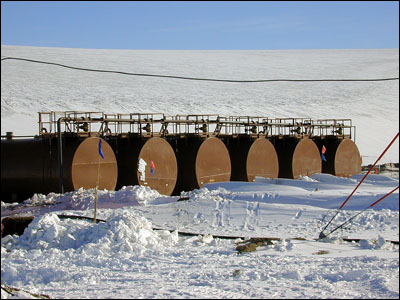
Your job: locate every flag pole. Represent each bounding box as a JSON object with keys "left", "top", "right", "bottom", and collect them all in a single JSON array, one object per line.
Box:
[
  {"left": 94, "top": 161, "right": 100, "bottom": 223},
  {"left": 316, "top": 145, "right": 326, "bottom": 192},
  {"left": 94, "top": 138, "right": 105, "bottom": 223},
  {"left": 315, "top": 172, "right": 321, "bottom": 191}
]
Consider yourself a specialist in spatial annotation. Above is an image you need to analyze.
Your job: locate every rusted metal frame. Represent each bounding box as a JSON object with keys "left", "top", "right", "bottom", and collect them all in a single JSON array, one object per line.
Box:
[
  {"left": 316, "top": 123, "right": 327, "bottom": 137},
  {"left": 114, "top": 113, "right": 132, "bottom": 134},
  {"left": 258, "top": 118, "right": 270, "bottom": 137},
  {"left": 217, "top": 116, "right": 269, "bottom": 137},
  {"left": 273, "top": 121, "right": 288, "bottom": 137},
  {"left": 268, "top": 119, "right": 284, "bottom": 136},
  {"left": 250, "top": 117, "right": 270, "bottom": 137},
  {"left": 41, "top": 111, "right": 356, "bottom": 141},
  {"left": 159, "top": 121, "right": 169, "bottom": 136},
  {"left": 275, "top": 117, "right": 312, "bottom": 138},
  {"left": 268, "top": 119, "right": 293, "bottom": 137},
  {"left": 103, "top": 113, "right": 119, "bottom": 136},
  {"left": 263, "top": 120, "right": 272, "bottom": 137},
  {"left": 217, "top": 116, "right": 234, "bottom": 135},
  {"left": 227, "top": 116, "right": 241, "bottom": 135},
  {"left": 73, "top": 112, "right": 104, "bottom": 136},
  {"left": 227, "top": 116, "right": 248, "bottom": 135},
  {"left": 187, "top": 114, "right": 219, "bottom": 137},
  {"left": 135, "top": 113, "right": 150, "bottom": 136},
  {"left": 46, "top": 112, "right": 162, "bottom": 137},
  {"left": 38, "top": 111, "right": 63, "bottom": 135},
  {"left": 213, "top": 116, "right": 224, "bottom": 136},
  {"left": 114, "top": 113, "right": 164, "bottom": 136},
  {"left": 313, "top": 123, "right": 331, "bottom": 138},
  {"left": 38, "top": 112, "right": 52, "bottom": 134},
  {"left": 268, "top": 118, "right": 313, "bottom": 139},
  {"left": 166, "top": 114, "right": 219, "bottom": 137},
  {"left": 313, "top": 119, "right": 353, "bottom": 139},
  {"left": 62, "top": 111, "right": 94, "bottom": 134}
]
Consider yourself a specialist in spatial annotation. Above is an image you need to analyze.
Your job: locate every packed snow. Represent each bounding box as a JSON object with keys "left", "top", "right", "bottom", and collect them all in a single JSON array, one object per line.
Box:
[
  {"left": 1, "top": 46, "right": 399, "bottom": 299},
  {"left": 1, "top": 173, "right": 399, "bottom": 299}
]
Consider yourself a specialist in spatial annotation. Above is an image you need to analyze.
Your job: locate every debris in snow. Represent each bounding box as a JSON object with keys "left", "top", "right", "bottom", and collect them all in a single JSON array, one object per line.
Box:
[{"left": 1, "top": 283, "right": 51, "bottom": 299}]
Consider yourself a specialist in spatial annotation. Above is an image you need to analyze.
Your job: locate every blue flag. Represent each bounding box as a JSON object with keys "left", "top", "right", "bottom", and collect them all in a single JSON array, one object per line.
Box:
[
  {"left": 321, "top": 153, "right": 326, "bottom": 162},
  {"left": 98, "top": 139, "right": 105, "bottom": 159}
]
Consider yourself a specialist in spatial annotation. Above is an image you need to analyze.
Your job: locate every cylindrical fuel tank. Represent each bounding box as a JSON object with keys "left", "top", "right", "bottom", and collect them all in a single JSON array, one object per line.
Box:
[
  {"left": 224, "top": 136, "right": 279, "bottom": 181},
  {"left": 106, "top": 136, "right": 178, "bottom": 196},
  {"left": 1, "top": 136, "right": 118, "bottom": 203},
  {"left": 273, "top": 137, "right": 321, "bottom": 179},
  {"left": 313, "top": 137, "right": 361, "bottom": 177},
  {"left": 169, "top": 136, "right": 231, "bottom": 195}
]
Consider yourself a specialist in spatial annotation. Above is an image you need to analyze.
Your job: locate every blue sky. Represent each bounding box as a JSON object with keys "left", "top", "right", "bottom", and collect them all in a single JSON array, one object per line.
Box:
[{"left": 1, "top": 1, "right": 399, "bottom": 50}]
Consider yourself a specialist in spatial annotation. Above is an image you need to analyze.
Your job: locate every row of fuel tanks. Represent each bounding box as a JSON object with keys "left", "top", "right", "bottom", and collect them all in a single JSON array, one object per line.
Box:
[{"left": 1, "top": 134, "right": 362, "bottom": 203}]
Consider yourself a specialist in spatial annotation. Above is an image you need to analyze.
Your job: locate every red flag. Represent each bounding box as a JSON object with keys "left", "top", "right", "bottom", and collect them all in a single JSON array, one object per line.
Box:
[
  {"left": 150, "top": 160, "right": 155, "bottom": 176},
  {"left": 322, "top": 145, "right": 326, "bottom": 154}
]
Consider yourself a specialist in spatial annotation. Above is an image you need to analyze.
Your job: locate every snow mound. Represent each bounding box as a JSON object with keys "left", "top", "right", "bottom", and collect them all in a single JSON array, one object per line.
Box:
[
  {"left": 310, "top": 173, "right": 358, "bottom": 184},
  {"left": 2, "top": 209, "right": 179, "bottom": 256},
  {"left": 358, "top": 236, "right": 398, "bottom": 251},
  {"left": 103, "top": 185, "right": 165, "bottom": 205},
  {"left": 351, "top": 173, "right": 400, "bottom": 186},
  {"left": 182, "top": 186, "right": 234, "bottom": 202}
]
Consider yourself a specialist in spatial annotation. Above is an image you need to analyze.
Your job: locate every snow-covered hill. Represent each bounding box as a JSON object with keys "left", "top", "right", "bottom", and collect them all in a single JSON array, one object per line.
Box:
[
  {"left": 1, "top": 45, "right": 399, "bottom": 165},
  {"left": 1, "top": 45, "right": 399, "bottom": 299}
]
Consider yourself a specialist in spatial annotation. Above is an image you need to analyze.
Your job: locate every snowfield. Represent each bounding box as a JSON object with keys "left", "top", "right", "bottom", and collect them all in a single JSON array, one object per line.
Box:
[
  {"left": 1, "top": 45, "right": 399, "bottom": 299},
  {"left": 1, "top": 173, "right": 399, "bottom": 299}
]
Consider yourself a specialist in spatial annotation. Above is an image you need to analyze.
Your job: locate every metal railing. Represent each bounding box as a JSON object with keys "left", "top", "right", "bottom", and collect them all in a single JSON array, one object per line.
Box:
[{"left": 35, "top": 111, "right": 355, "bottom": 140}]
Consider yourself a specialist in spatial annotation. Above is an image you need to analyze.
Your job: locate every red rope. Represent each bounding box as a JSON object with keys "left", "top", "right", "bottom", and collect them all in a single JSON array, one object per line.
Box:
[
  {"left": 319, "top": 132, "right": 399, "bottom": 239},
  {"left": 339, "top": 132, "right": 399, "bottom": 209},
  {"left": 369, "top": 186, "right": 399, "bottom": 208}
]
